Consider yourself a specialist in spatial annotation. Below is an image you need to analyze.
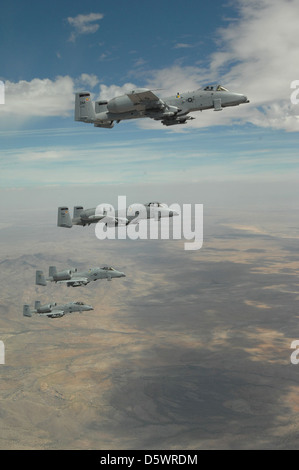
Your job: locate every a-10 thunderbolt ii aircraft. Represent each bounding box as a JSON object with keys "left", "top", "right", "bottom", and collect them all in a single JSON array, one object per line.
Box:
[
  {"left": 23, "top": 300, "right": 94, "bottom": 318},
  {"left": 75, "top": 84, "right": 249, "bottom": 128},
  {"left": 36, "top": 265, "right": 126, "bottom": 287},
  {"left": 57, "top": 202, "right": 178, "bottom": 228}
]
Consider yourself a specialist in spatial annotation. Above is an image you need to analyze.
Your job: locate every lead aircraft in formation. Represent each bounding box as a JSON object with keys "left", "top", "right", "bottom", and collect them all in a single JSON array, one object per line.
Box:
[{"left": 75, "top": 84, "right": 249, "bottom": 128}]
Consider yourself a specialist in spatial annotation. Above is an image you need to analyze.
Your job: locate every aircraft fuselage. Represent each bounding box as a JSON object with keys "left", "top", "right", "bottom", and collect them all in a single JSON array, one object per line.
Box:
[{"left": 92, "top": 88, "right": 248, "bottom": 123}]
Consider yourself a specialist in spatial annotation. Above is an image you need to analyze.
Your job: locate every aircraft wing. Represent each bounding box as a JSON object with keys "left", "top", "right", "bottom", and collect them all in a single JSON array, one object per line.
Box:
[
  {"left": 127, "top": 89, "right": 161, "bottom": 106},
  {"left": 85, "top": 214, "right": 107, "bottom": 222},
  {"left": 39, "top": 310, "right": 65, "bottom": 317},
  {"left": 104, "top": 215, "right": 129, "bottom": 226},
  {"left": 57, "top": 277, "right": 89, "bottom": 286},
  {"left": 127, "top": 89, "right": 184, "bottom": 121}
]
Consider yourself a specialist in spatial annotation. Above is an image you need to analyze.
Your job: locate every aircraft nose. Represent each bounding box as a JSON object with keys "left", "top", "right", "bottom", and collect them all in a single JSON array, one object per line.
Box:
[
  {"left": 86, "top": 305, "right": 94, "bottom": 310},
  {"left": 242, "top": 95, "right": 249, "bottom": 103}
]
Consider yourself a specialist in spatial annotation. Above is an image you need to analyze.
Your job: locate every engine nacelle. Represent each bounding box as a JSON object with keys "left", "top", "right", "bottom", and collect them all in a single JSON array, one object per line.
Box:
[
  {"left": 107, "top": 95, "right": 135, "bottom": 114},
  {"left": 38, "top": 304, "right": 53, "bottom": 313},
  {"left": 53, "top": 270, "right": 72, "bottom": 281}
]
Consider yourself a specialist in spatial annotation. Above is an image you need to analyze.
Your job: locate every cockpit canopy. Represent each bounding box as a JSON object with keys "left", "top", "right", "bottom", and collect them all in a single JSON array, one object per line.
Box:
[
  {"left": 203, "top": 85, "right": 229, "bottom": 92},
  {"left": 101, "top": 266, "right": 115, "bottom": 271},
  {"left": 145, "top": 202, "right": 167, "bottom": 208},
  {"left": 74, "top": 301, "right": 85, "bottom": 305}
]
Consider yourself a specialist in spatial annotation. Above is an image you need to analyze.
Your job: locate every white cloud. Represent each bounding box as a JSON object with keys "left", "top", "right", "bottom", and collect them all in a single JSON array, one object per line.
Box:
[
  {"left": 133, "top": 58, "right": 147, "bottom": 68},
  {"left": 101, "top": 0, "right": 299, "bottom": 132},
  {"left": 145, "top": 65, "right": 210, "bottom": 95},
  {"left": 209, "top": 0, "right": 299, "bottom": 131},
  {"left": 78, "top": 73, "right": 99, "bottom": 89},
  {"left": 96, "top": 64, "right": 210, "bottom": 112},
  {"left": 67, "top": 13, "right": 104, "bottom": 42},
  {"left": 174, "top": 43, "right": 193, "bottom": 49},
  {"left": 2, "top": 76, "right": 74, "bottom": 122},
  {"left": 98, "top": 83, "right": 138, "bottom": 101}
]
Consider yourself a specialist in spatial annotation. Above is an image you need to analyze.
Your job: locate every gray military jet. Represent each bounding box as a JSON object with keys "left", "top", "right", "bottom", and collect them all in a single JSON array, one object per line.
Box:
[
  {"left": 75, "top": 84, "right": 249, "bottom": 128},
  {"left": 57, "top": 202, "right": 178, "bottom": 228},
  {"left": 36, "top": 265, "right": 126, "bottom": 287},
  {"left": 23, "top": 300, "right": 94, "bottom": 318}
]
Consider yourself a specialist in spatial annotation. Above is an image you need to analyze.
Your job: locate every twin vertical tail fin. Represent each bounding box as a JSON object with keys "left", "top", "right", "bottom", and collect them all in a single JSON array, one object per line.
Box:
[
  {"left": 73, "top": 206, "right": 84, "bottom": 219},
  {"left": 74, "top": 92, "right": 96, "bottom": 123},
  {"left": 57, "top": 207, "right": 73, "bottom": 228},
  {"left": 36, "top": 270, "right": 47, "bottom": 286},
  {"left": 48, "top": 266, "right": 57, "bottom": 278},
  {"left": 23, "top": 305, "right": 32, "bottom": 317},
  {"left": 23, "top": 301, "right": 41, "bottom": 316}
]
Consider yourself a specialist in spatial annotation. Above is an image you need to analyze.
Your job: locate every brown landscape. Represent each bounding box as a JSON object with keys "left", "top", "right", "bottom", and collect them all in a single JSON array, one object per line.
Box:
[{"left": 1, "top": 206, "right": 299, "bottom": 449}]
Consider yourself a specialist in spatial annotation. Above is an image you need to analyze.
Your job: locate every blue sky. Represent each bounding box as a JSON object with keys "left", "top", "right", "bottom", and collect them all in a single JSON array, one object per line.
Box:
[
  {"left": 1, "top": 1, "right": 226, "bottom": 82},
  {"left": 0, "top": 0, "right": 299, "bottom": 195}
]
